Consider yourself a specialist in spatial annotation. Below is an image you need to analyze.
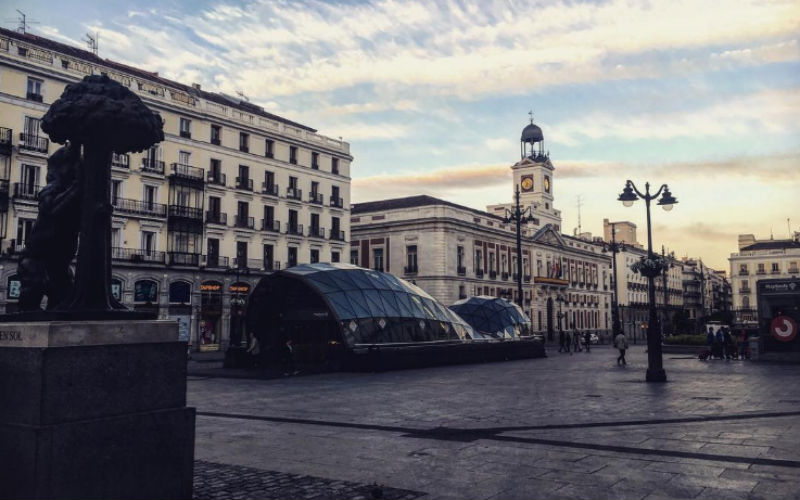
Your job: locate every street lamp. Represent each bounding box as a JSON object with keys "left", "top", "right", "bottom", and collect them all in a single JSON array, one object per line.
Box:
[
  {"left": 601, "top": 222, "right": 625, "bottom": 342},
  {"left": 503, "top": 185, "right": 535, "bottom": 309},
  {"left": 617, "top": 180, "right": 678, "bottom": 382}
]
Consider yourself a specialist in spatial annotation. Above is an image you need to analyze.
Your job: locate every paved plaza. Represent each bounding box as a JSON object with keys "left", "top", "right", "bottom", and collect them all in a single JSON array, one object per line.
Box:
[{"left": 189, "top": 345, "right": 800, "bottom": 500}]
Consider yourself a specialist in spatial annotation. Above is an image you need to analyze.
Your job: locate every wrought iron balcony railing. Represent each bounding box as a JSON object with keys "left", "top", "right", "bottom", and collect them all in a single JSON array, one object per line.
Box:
[
  {"left": 233, "top": 215, "right": 255, "bottom": 229},
  {"left": 113, "top": 197, "right": 167, "bottom": 217},
  {"left": 309, "top": 192, "right": 324, "bottom": 205},
  {"left": 286, "top": 187, "right": 302, "bottom": 200},
  {"left": 169, "top": 252, "right": 200, "bottom": 266},
  {"left": 12, "top": 183, "right": 39, "bottom": 200},
  {"left": 168, "top": 205, "right": 203, "bottom": 220},
  {"left": 330, "top": 196, "right": 344, "bottom": 208},
  {"left": 261, "top": 219, "right": 281, "bottom": 232},
  {"left": 286, "top": 223, "right": 304, "bottom": 236},
  {"left": 112, "top": 247, "right": 166, "bottom": 264},
  {"left": 205, "top": 211, "right": 227, "bottom": 225},
  {"left": 141, "top": 158, "right": 165, "bottom": 174},
  {"left": 207, "top": 171, "right": 226, "bottom": 186},
  {"left": 329, "top": 230, "right": 346, "bottom": 241},
  {"left": 308, "top": 226, "right": 325, "bottom": 238},
  {"left": 201, "top": 255, "right": 230, "bottom": 268},
  {"left": 170, "top": 163, "right": 204, "bottom": 180},
  {"left": 262, "top": 183, "right": 279, "bottom": 196},
  {"left": 19, "top": 133, "right": 48, "bottom": 154},
  {"left": 235, "top": 177, "right": 253, "bottom": 191},
  {"left": 111, "top": 153, "right": 130, "bottom": 169}
]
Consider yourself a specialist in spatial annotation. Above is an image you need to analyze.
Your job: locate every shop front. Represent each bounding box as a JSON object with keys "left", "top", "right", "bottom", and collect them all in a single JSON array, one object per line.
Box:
[
  {"left": 168, "top": 281, "right": 192, "bottom": 344},
  {"left": 199, "top": 281, "right": 222, "bottom": 351},
  {"left": 228, "top": 281, "right": 250, "bottom": 348},
  {"left": 133, "top": 279, "right": 159, "bottom": 316}
]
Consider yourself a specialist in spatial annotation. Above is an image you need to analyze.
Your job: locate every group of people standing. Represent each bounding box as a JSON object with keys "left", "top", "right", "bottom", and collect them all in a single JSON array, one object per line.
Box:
[
  {"left": 705, "top": 326, "right": 749, "bottom": 360},
  {"left": 557, "top": 329, "right": 594, "bottom": 354}
]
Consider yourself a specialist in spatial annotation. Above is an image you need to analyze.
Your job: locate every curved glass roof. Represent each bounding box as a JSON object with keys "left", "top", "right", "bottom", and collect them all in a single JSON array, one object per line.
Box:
[
  {"left": 275, "top": 263, "right": 481, "bottom": 344},
  {"left": 449, "top": 296, "right": 531, "bottom": 339}
]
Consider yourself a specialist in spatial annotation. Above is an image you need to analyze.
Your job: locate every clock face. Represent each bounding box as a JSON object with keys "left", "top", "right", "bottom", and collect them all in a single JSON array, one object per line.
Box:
[
  {"left": 544, "top": 176, "right": 551, "bottom": 193},
  {"left": 521, "top": 175, "right": 534, "bottom": 192}
]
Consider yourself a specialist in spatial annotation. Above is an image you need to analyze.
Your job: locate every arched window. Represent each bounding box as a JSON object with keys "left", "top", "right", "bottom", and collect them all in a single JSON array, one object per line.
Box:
[
  {"left": 134, "top": 279, "right": 158, "bottom": 303},
  {"left": 169, "top": 281, "right": 191, "bottom": 304}
]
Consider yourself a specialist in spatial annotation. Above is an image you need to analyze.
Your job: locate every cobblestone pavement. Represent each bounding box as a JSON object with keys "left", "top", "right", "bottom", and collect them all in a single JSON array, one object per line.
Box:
[
  {"left": 193, "top": 460, "right": 424, "bottom": 500},
  {"left": 189, "top": 345, "right": 800, "bottom": 499}
]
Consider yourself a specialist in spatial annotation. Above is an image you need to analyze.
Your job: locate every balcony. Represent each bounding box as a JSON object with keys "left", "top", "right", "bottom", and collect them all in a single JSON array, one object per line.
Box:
[
  {"left": 286, "top": 187, "right": 302, "bottom": 201},
  {"left": 524, "top": 275, "right": 531, "bottom": 283},
  {"left": 210, "top": 137, "right": 221, "bottom": 146},
  {"left": 179, "top": 130, "right": 191, "bottom": 139},
  {"left": 329, "top": 229, "right": 346, "bottom": 241},
  {"left": 141, "top": 158, "right": 165, "bottom": 175},
  {"left": 261, "top": 219, "right": 281, "bottom": 232},
  {"left": 0, "top": 128, "right": 11, "bottom": 154},
  {"left": 308, "top": 226, "right": 325, "bottom": 239},
  {"left": 790, "top": 268, "right": 799, "bottom": 274},
  {"left": 0, "top": 180, "right": 8, "bottom": 212},
  {"left": 26, "top": 92, "right": 43, "bottom": 103},
  {"left": 111, "top": 153, "right": 130, "bottom": 169},
  {"left": 263, "top": 260, "right": 281, "bottom": 272},
  {"left": 738, "top": 270, "right": 749, "bottom": 276},
  {"left": 756, "top": 270, "right": 766, "bottom": 275},
  {"left": 233, "top": 258, "right": 263, "bottom": 271},
  {"left": 771, "top": 269, "right": 781, "bottom": 275},
  {"left": 201, "top": 255, "right": 229, "bottom": 268},
  {"left": 169, "top": 252, "right": 200, "bottom": 266},
  {"left": 501, "top": 272, "right": 509, "bottom": 281},
  {"left": 286, "top": 223, "right": 304, "bottom": 236},
  {"left": 404, "top": 265, "right": 418, "bottom": 274},
  {"left": 12, "top": 183, "right": 39, "bottom": 201},
  {"left": 112, "top": 247, "right": 166, "bottom": 264},
  {"left": 330, "top": 196, "right": 344, "bottom": 208},
  {"left": 239, "top": 144, "right": 249, "bottom": 153},
  {"left": 207, "top": 171, "right": 226, "bottom": 187},
  {"left": 233, "top": 215, "right": 255, "bottom": 229},
  {"left": 309, "top": 192, "right": 324, "bottom": 205},
  {"left": 168, "top": 205, "right": 203, "bottom": 220},
  {"left": 235, "top": 177, "right": 254, "bottom": 191},
  {"left": 489, "top": 270, "right": 497, "bottom": 280},
  {"left": 113, "top": 198, "right": 167, "bottom": 218},
  {"left": 262, "top": 183, "right": 279, "bottom": 196},
  {"left": 19, "top": 133, "right": 48, "bottom": 154},
  {"left": 457, "top": 266, "right": 466, "bottom": 276},
  {"left": 476, "top": 269, "right": 484, "bottom": 278},
  {"left": 170, "top": 163, "right": 204, "bottom": 181},
  {"left": 205, "top": 211, "right": 227, "bottom": 225}
]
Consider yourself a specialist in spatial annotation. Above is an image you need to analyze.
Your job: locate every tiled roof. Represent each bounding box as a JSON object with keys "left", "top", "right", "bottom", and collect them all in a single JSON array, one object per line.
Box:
[
  {"left": 741, "top": 240, "right": 800, "bottom": 251},
  {"left": 351, "top": 195, "right": 505, "bottom": 221},
  {"left": 0, "top": 27, "right": 315, "bottom": 132}
]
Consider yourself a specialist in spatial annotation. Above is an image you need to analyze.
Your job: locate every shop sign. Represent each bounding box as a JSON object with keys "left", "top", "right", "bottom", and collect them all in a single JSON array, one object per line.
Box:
[
  {"left": 771, "top": 315, "right": 798, "bottom": 342},
  {"left": 761, "top": 281, "right": 799, "bottom": 295},
  {"left": 200, "top": 282, "right": 222, "bottom": 292},
  {"left": 7, "top": 275, "right": 21, "bottom": 300},
  {"left": 230, "top": 283, "right": 250, "bottom": 294}
]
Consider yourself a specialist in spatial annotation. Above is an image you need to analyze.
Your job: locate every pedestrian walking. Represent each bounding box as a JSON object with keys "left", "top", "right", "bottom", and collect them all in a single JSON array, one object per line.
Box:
[
  {"left": 714, "top": 328, "right": 724, "bottom": 359},
  {"left": 572, "top": 327, "right": 582, "bottom": 352},
  {"left": 614, "top": 331, "right": 628, "bottom": 366},
  {"left": 565, "top": 330, "right": 572, "bottom": 354},
  {"left": 739, "top": 330, "right": 749, "bottom": 360},
  {"left": 282, "top": 338, "right": 298, "bottom": 376},
  {"left": 558, "top": 329, "right": 566, "bottom": 353},
  {"left": 583, "top": 331, "right": 591, "bottom": 353}
]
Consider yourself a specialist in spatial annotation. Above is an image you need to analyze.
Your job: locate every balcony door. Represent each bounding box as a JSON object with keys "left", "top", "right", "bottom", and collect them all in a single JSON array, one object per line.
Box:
[
  {"left": 22, "top": 116, "right": 41, "bottom": 146},
  {"left": 207, "top": 238, "right": 219, "bottom": 266},
  {"left": 20, "top": 164, "right": 39, "bottom": 194}
]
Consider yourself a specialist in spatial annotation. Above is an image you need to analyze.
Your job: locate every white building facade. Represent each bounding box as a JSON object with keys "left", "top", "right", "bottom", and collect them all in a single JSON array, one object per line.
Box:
[{"left": 0, "top": 27, "right": 352, "bottom": 350}]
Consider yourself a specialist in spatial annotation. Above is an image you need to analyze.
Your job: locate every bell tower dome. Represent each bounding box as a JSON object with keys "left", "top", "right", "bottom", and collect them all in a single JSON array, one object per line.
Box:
[{"left": 512, "top": 113, "right": 561, "bottom": 230}]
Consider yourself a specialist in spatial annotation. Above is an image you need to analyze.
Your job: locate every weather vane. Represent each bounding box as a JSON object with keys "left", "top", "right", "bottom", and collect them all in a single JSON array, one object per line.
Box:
[{"left": 528, "top": 110, "right": 534, "bottom": 124}]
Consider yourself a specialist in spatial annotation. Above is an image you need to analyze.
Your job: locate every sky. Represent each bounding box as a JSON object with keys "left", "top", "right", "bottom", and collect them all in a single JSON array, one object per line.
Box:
[{"left": 11, "top": 0, "right": 800, "bottom": 270}]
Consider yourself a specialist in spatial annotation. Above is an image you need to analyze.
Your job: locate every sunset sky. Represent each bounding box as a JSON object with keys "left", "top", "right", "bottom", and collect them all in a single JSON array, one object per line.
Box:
[{"left": 15, "top": 0, "right": 800, "bottom": 270}]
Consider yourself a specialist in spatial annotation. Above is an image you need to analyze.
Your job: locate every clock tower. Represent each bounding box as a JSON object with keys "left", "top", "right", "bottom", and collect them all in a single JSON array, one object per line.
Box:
[{"left": 487, "top": 115, "right": 562, "bottom": 229}]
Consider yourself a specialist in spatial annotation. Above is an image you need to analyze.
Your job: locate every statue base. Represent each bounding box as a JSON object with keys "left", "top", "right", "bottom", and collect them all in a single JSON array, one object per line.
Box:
[
  {"left": 0, "top": 309, "right": 156, "bottom": 322},
  {"left": 0, "top": 320, "right": 195, "bottom": 499}
]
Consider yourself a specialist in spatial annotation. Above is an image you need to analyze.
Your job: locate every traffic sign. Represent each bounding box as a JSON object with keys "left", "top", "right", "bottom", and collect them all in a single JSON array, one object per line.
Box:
[{"left": 770, "top": 315, "right": 798, "bottom": 342}]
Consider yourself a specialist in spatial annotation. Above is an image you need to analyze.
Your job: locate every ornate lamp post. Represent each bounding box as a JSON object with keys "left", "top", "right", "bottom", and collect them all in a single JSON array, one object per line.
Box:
[
  {"left": 602, "top": 222, "right": 625, "bottom": 341},
  {"left": 503, "top": 185, "right": 534, "bottom": 308},
  {"left": 618, "top": 180, "right": 678, "bottom": 382},
  {"left": 556, "top": 294, "right": 566, "bottom": 337}
]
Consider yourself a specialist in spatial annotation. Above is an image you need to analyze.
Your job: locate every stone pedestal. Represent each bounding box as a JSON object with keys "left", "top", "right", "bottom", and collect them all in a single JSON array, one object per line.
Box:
[{"left": 0, "top": 321, "right": 195, "bottom": 499}]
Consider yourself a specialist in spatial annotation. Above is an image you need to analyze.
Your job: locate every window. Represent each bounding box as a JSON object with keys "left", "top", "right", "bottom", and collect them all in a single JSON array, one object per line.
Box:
[
  {"left": 331, "top": 251, "right": 340, "bottom": 263},
  {"left": 457, "top": 246, "right": 464, "bottom": 270},
  {"left": 22, "top": 116, "right": 43, "bottom": 150},
  {"left": 239, "top": 132, "right": 249, "bottom": 152},
  {"left": 134, "top": 280, "right": 158, "bottom": 303},
  {"left": 264, "top": 171, "right": 275, "bottom": 190},
  {"left": 331, "top": 216, "right": 341, "bottom": 240},
  {"left": 111, "top": 180, "right": 122, "bottom": 203},
  {"left": 236, "top": 241, "right": 248, "bottom": 267},
  {"left": 406, "top": 245, "right": 418, "bottom": 273},
  {"left": 20, "top": 164, "right": 40, "bottom": 195},
  {"left": 501, "top": 255, "right": 507, "bottom": 273},
  {"left": 15, "top": 218, "right": 35, "bottom": 250},
  {"left": 289, "top": 146, "right": 298, "bottom": 164},
  {"left": 237, "top": 165, "right": 250, "bottom": 190},
  {"left": 771, "top": 262, "right": 780, "bottom": 273},
  {"left": 310, "top": 249, "right": 320, "bottom": 264},
  {"left": 265, "top": 139, "right": 274, "bottom": 158},
  {"left": 331, "top": 185, "right": 341, "bottom": 207},
  {"left": 210, "top": 124, "right": 221, "bottom": 145},
  {"left": 489, "top": 252, "right": 496, "bottom": 273},
  {"left": 208, "top": 196, "right": 221, "bottom": 217},
  {"left": 26, "top": 77, "right": 43, "bottom": 101},
  {"left": 757, "top": 263, "right": 765, "bottom": 274},
  {"left": 141, "top": 231, "right": 156, "bottom": 254},
  {"left": 179, "top": 150, "right": 191, "bottom": 166},
  {"left": 289, "top": 176, "right": 298, "bottom": 189},
  {"left": 179, "top": 117, "right": 191, "bottom": 138},
  {"left": 263, "top": 244, "right": 274, "bottom": 270},
  {"left": 350, "top": 249, "right": 359, "bottom": 266},
  {"left": 332, "top": 157, "right": 339, "bottom": 175},
  {"left": 311, "top": 181, "right": 320, "bottom": 203},
  {"left": 207, "top": 238, "right": 219, "bottom": 259},
  {"left": 288, "top": 247, "right": 298, "bottom": 268},
  {"left": 373, "top": 248, "right": 384, "bottom": 271},
  {"left": 236, "top": 201, "right": 249, "bottom": 227},
  {"left": 263, "top": 205, "right": 274, "bottom": 230},
  {"left": 311, "top": 152, "right": 319, "bottom": 169},
  {"left": 288, "top": 209, "right": 299, "bottom": 233},
  {"left": 111, "top": 227, "right": 122, "bottom": 248},
  {"left": 209, "top": 159, "right": 223, "bottom": 184},
  {"left": 475, "top": 249, "right": 483, "bottom": 273},
  {"left": 739, "top": 264, "right": 748, "bottom": 274},
  {"left": 144, "top": 185, "right": 157, "bottom": 209},
  {"left": 169, "top": 281, "right": 191, "bottom": 304}
]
